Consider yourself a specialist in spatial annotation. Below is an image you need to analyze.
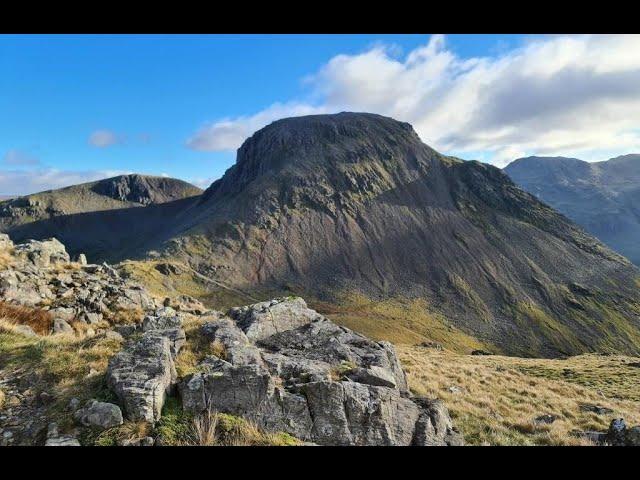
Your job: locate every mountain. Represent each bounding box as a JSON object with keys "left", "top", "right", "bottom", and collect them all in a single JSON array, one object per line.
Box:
[
  {"left": 504, "top": 155, "right": 640, "bottom": 265},
  {"left": 0, "top": 174, "right": 202, "bottom": 259},
  {"left": 4, "top": 114, "right": 640, "bottom": 357},
  {"left": 153, "top": 113, "right": 640, "bottom": 357}
]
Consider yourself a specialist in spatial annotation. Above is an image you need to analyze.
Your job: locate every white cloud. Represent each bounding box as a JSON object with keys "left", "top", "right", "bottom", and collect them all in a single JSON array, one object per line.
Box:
[
  {"left": 88, "top": 129, "right": 119, "bottom": 148},
  {"left": 0, "top": 168, "right": 129, "bottom": 196},
  {"left": 186, "top": 34, "right": 640, "bottom": 165},
  {"left": 3, "top": 149, "right": 41, "bottom": 167},
  {"left": 187, "top": 103, "right": 328, "bottom": 151},
  {"left": 189, "top": 176, "right": 218, "bottom": 190}
]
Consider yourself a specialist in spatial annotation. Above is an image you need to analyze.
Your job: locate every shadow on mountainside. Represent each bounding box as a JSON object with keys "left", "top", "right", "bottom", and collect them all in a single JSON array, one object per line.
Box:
[{"left": 3, "top": 196, "right": 202, "bottom": 263}]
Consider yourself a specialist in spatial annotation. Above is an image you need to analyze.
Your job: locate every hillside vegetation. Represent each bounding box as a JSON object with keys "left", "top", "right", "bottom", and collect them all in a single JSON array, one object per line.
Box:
[{"left": 399, "top": 346, "right": 640, "bottom": 445}]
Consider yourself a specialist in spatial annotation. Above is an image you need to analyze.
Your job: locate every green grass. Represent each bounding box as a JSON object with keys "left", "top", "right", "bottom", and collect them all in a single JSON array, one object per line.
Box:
[
  {"left": 0, "top": 322, "right": 123, "bottom": 434},
  {"left": 310, "top": 291, "right": 492, "bottom": 353}
]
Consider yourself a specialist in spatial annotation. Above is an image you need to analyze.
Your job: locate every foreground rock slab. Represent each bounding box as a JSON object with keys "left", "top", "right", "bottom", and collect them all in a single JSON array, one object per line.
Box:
[{"left": 180, "top": 297, "right": 463, "bottom": 446}]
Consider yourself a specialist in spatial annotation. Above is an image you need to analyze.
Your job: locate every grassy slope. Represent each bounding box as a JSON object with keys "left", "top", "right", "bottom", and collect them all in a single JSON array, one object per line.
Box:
[
  {"left": 311, "top": 292, "right": 493, "bottom": 353},
  {"left": 399, "top": 346, "right": 640, "bottom": 445}
]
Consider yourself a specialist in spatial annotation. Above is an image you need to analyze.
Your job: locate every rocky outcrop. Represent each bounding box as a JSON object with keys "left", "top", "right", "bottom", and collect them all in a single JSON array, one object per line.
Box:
[
  {"left": 606, "top": 418, "right": 640, "bottom": 446},
  {"left": 179, "top": 297, "right": 462, "bottom": 446},
  {"left": 13, "top": 238, "right": 70, "bottom": 267},
  {"left": 1, "top": 235, "right": 461, "bottom": 446},
  {"left": 228, "top": 297, "right": 325, "bottom": 342},
  {"left": 106, "top": 308, "right": 186, "bottom": 422},
  {"left": 0, "top": 234, "right": 158, "bottom": 328}
]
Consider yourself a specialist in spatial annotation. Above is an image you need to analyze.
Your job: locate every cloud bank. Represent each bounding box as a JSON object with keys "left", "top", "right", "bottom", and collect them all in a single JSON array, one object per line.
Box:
[
  {"left": 187, "top": 34, "right": 640, "bottom": 166},
  {"left": 0, "top": 168, "right": 129, "bottom": 197}
]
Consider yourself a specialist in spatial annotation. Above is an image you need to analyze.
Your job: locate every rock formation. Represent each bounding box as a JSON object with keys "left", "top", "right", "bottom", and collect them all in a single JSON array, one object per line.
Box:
[{"left": 177, "top": 297, "right": 462, "bottom": 446}]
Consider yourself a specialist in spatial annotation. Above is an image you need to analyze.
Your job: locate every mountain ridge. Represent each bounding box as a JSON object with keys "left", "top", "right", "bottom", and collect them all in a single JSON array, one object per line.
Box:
[
  {"left": 505, "top": 154, "right": 640, "bottom": 265},
  {"left": 2, "top": 114, "right": 640, "bottom": 357}
]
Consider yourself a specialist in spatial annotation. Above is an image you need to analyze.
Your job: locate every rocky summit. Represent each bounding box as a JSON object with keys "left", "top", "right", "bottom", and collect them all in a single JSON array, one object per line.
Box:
[{"left": 0, "top": 234, "right": 461, "bottom": 446}]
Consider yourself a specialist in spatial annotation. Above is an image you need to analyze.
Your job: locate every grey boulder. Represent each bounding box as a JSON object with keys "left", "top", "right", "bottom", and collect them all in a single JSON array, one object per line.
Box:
[
  {"left": 228, "top": 297, "right": 323, "bottom": 342},
  {"left": 74, "top": 400, "right": 123, "bottom": 430}
]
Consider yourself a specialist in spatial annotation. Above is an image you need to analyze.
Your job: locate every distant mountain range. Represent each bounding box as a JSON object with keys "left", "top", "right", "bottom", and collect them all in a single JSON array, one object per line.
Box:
[
  {"left": 1, "top": 114, "right": 640, "bottom": 358},
  {"left": 505, "top": 155, "right": 640, "bottom": 266}
]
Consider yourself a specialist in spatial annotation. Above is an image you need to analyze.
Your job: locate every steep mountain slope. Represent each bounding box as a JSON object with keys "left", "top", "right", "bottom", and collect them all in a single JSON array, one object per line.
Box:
[
  {"left": 151, "top": 113, "right": 640, "bottom": 358},
  {"left": 0, "top": 175, "right": 202, "bottom": 259},
  {"left": 4, "top": 114, "right": 640, "bottom": 357},
  {"left": 504, "top": 155, "right": 640, "bottom": 265}
]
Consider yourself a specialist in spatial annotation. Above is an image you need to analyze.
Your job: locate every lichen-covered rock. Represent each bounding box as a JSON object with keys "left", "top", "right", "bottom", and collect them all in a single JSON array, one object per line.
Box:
[
  {"left": 301, "top": 380, "right": 421, "bottom": 446},
  {"left": 73, "top": 400, "right": 123, "bottom": 430},
  {"left": 142, "top": 312, "right": 186, "bottom": 357},
  {"left": 106, "top": 331, "right": 178, "bottom": 422},
  {"left": 257, "top": 314, "right": 409, "bottom": 394},
  {"left": 0, "top": 233, "right": 13, "bottom": 249},
  {"left": 606, "top": 418, "right": 640, "bottom": 446},
  {"left": 228, "top": 297, "right": 323, "bottom": 342},
  {"left": 412, "top": 398, "right": 465, "bottom": 446},
  {"left": 52, "top": 318, "right": 74, "bottom": 335}
]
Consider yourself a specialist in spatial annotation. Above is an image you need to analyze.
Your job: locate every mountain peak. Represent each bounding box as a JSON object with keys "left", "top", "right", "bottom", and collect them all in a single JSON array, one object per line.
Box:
[
  {"left": 89, "top": 174, "right": 202, "bottom": 205},
  {"left": 202, "top": 112, "right": 435, "bottom": 201}
]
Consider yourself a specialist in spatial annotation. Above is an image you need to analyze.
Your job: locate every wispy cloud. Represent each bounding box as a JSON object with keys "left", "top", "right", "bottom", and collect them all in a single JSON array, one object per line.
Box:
[
  {"left": 3, "top": 149, "right": 41, "bottom": 167},
  {"left": 186, "top": 34, "right": 640, "bottom": 166},
  {"left": 187, "top": 103, "right": 327, "bottom": 151},
  {"left": 88, "top": 129, "right": 120, "bottom": 148}
]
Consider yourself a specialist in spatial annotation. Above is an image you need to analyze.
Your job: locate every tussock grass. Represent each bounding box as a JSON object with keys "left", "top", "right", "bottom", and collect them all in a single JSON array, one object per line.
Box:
[
  {"left": 156, "top": 399, "right": 300, "bottom": 446},
  {"left": 174, "top": 315, "right": 212, "bottom": 377},
  {"left": 399, "top": 346, "right": 640, "bottom": 445},
  {"left": 0, "top": 301, "right": 53, "bottom": 335}
]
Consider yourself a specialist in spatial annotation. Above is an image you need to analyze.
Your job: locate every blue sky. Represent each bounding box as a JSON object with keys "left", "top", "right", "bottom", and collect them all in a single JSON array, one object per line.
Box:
[{"left": 2, "top": 34, "right": 640, "bottom": 195}]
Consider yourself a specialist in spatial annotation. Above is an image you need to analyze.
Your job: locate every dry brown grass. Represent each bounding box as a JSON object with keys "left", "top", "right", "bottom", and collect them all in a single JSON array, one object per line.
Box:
[
  {"left": 108, "top": 307, "right": 144, "bottom": 325},
  {"left": 399, "top": 346, "right": 640, "bottom": 445},
  {"left": 0, "top": 387, "right": 5, "bottom": 410},
  {"left": 0, "top": 248, "right": 15, "bottom": 270},
  {"left": 0, "top": 300, "right": 53, "bottom": 335},
  {"left": 210, "top": 340, "right": 227, "bottom": 360},
  {"left": 51, "top": 262, "right": 82, "bottom": 272},
  {"left": 94, "top": 421, "right": 152, "bottom": 446},
  {"left": 174, "top": 314, "right": 210, "bottom": 377}
]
